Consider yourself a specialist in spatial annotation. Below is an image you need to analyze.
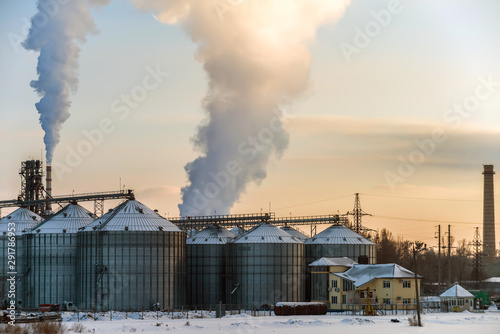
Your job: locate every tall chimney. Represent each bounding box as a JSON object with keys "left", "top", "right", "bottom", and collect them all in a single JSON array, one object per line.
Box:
[
  {"left": 483, "top": 164, "right": 496, "bottom": 262},
  {"left": 46, "top": 165, "right": 52, "bottom": 211}
]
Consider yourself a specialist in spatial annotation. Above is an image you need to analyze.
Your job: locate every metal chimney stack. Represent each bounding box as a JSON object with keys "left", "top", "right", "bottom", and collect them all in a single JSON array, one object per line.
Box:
[
  {"left": 483, "top": 164, "right": 496, "bottom": 262},
  {"left": 46, "top": 165, "right": 52, "bottom": 211}
]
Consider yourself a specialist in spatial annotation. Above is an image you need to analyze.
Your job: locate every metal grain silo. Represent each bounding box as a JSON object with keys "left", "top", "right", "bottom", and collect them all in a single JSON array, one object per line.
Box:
[
  {"left": 0, "top": 208, "right": 42, "bottom": 307},
  {"left": 280, "top": 226, "right": 308, "bottom": 242},
  {"left": 304, "top": 224, "right": 376, "bottom": 301},
  {"left": 77, "top": 200, "right": 186, "bottom": 311},
  {"left": 226, "top": 223, "right": 305, "bottom": 308},
  {"left": 305, "top": 225, "right": 376, "bottom": 264},
  {"left": 186, "top": 225, "right": 235, "bottom": 307},
  {"left": 23, "top": 203, "right": 95, "bottom": 309}
]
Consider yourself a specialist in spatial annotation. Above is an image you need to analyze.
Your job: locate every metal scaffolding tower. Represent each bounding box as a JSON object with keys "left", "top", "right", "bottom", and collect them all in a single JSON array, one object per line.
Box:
[
  {"left": 347, "top": 193, "right": 371, "bottom": 233},
  {"left": 470, "top": 227, "right": 483, "bottom": 289},
  {"left": 18, "top": 160, "right": 45, "bottom": 215}
]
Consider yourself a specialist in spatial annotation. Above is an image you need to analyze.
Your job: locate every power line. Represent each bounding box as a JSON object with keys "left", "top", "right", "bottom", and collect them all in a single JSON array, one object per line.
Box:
[
  {"left": 274, "top": 194, "right": 353, "bottom": 210},
  {"left": 361, "top": 193, "right": 492, "bottom": 202},
  {"left": 374, "top": 215, "right": 480, "bottom": 225}
]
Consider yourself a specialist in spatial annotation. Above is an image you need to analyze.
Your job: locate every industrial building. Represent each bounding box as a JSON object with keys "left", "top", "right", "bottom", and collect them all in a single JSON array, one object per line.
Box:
[
  {"left": 77, "top": 200, "right": 186, "bottom": 311},
  {"left": 186, "top": 225, "right": 235, "bottom": 307},
  {"left": 0, "top": 160, "right": 496, "bottom": 312},
  {"left": 225, "top": 223, "right": 305, "bottom": 308},
  {"left": 0, "top": 208, "right": 43, "bottom": 307},
  {"left": 23, "top": 203, "right": 96, "bottom": 309}
]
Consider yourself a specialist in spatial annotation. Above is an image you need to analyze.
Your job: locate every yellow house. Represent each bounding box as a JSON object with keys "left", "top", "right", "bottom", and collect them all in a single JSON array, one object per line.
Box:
[{"left": 310, "top": 258, "right": 422, "bottom": 311}]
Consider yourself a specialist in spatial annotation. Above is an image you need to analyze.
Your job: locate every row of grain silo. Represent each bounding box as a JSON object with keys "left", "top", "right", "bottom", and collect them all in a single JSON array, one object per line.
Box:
[
  {"left": 186, "top": 223, "right": 376, "bottom": 308},
  {"left": 0, "top": 202, "right": 375, "bottom": 311}
]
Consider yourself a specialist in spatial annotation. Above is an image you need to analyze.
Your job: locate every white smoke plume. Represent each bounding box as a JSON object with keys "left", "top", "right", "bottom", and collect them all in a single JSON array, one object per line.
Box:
[
  {"left": 24, "top": 0, "right": 111, "bottom": 164},
  {"left": 131, "top": 0, "right": 350, "bottom": 216}
]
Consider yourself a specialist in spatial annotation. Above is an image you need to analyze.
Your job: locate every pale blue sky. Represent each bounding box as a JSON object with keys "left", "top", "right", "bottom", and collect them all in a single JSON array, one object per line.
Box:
[{"left": 1, "top": 0, "right": 499, "bottom": 245}]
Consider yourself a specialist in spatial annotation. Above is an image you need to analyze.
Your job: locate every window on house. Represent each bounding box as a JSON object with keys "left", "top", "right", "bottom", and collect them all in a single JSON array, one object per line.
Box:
[
  {"left": 403, "top": 298, "right": 411, "bottom": 304},
  {"left": 383, "top": 281, "right": 391, "bottom": 288},
  {"left": 359, "top": 291, "right": 365, "bottom": 298},
  {"left": 332, "top": 296, "right": 338, "bottom": 304},
  {"left": 332, "top": 280, "right": 338, "bottom": 288},
  {"left": 342, "top": 294, "right": 347, "bottom": 304},
  {"left": 383, "top": 298, "right": 391, "bottom": 304},
  {"left": 403, "top": 280, "right": 411, "bottom": 288}
]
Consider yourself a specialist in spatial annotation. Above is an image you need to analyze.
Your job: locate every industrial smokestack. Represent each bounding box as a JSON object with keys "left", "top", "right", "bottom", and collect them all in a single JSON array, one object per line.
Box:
[
  {"left": 46, "top": 165, "right": 52, "bottom": 212},
  {"left": 483, "top": 164, "right": 496, "bottom": 262}
]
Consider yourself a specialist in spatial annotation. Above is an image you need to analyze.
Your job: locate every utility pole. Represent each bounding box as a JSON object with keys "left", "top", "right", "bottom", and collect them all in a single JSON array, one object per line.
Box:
[
  {"left": 412, "top": 241, "right": 426, "bottom": 327},
  {"left": 447, "top": 225, "right": 452, "bottom": 286},
  {"left": 435, "top": 225, "right": 441, "bottom": 292}
]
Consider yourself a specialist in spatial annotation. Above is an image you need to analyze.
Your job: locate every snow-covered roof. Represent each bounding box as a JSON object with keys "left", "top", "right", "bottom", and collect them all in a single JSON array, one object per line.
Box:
[
  {"left": 309, "top": 257, "right": 358, "bottom": 267},
  {"left": 81, "top": 200, "right": 181, "bottom": 232},
  {"left": 187, "top": 225, "right": 236, "bottom": 244},
  {"left": 439, "top": 284, "right": 474, "bottom": 298},
  {"left": 332, "top": 263, "right": 419, "bottom": 287},
  {"left": 28, "top": 204, "right": 95, "bottom": 234},
  {"left": 230, "top": 226, "right": 244, "bottom": 235},
  {"left": 483, "top": 277, "right": 500, "bottom": 283},
  {"left": 231, "top": 223, "right": 302, "bottom": 244},
  {"left": 305, "top": 225, "right": 374, "bottom": 245},
  {"left": 280, "top": 226, "right": 308, "bottom": 241},
  {"left": 0, "top": 208, "right": 43, "bottom": 235}
]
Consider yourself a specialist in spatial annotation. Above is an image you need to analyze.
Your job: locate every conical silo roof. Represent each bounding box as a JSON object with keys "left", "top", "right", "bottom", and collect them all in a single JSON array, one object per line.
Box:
[
  {"left": 29, "top": 204, "right": 95, "bottom": 234},
  {"left": 0, "top": 208, "right": 43, "bottom": 235},
  {"left": 280, "top": 226, "right": 308, "bottom": 241},
  {"left": 230, "top": 226, "right": 244, "bottom": 235},
  {"left": 232, "top": 222, "right": 302, "bottom": 244},
  {"left": 187, "top": 225, "right": 235, "bottom": 244},
  {"left": 83, "top": 200, "right": 181, "bottom": 232},
  {"left": 305, "top": 225, "right": 374, "bottom": 245}
]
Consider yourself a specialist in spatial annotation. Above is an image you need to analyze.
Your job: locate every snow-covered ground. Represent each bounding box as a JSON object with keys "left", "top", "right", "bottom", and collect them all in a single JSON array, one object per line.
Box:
[{"left": 55, "top": 307, "right": 500, "bottom": 334}]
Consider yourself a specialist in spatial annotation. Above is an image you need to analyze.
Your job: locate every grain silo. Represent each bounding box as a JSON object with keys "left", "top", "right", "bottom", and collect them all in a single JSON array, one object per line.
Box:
[
  {"left": 280, "top": 226, "right": 308, "bottom": 242},
  {"left": 305, "top": 224, "right": 376, "bottom": 264},
  {"left": 0, "top": 208, "right": 42, "bottom": 307},
  {"left": 226, "top": 223, "right": 305, "bottom": 308},
  {"left": 304, "top": 224, "right": 376, "bottom": 301},
  {"left": 77, "top": 200, "right": 186, "bottom": 311},
  {"left": 23, "top": 203, "right": 95, "bottom": 309},
  {"left": 186, "top": 225, "right": 235, "bottom": 307}
]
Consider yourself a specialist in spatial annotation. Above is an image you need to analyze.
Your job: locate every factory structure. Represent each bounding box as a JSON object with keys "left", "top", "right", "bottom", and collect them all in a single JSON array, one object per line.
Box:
[{"left": 0, "top": 161, "right": 497, "bottom": 311}]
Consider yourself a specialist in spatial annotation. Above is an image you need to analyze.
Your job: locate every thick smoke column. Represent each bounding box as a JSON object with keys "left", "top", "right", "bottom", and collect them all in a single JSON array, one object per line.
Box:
[
  {"left": 24, "top": 0, "right": 110, "bottom": 164},
  {"left": 133, "top": 1, "right": 350, "bottom": 216}
]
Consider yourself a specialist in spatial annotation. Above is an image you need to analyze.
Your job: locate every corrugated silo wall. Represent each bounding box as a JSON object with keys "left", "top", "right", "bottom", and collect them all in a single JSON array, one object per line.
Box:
[
  {"left": 0, "top": 236, "right": 27, "bottom": 306},
  {"left": 77, "top": 231, "right": 186, "bottom": 311},
  {"left": 225, "top": 243, "right": 305, "bottom": 308},
  {"left": 187, "top": 243, "right": 226, "bottom": 307},
  {"left": 23, "top": 233, "right": 79, "bottom": 309},
  {"left": 304, "top": 243, "right": 377, "bottom": 301}
]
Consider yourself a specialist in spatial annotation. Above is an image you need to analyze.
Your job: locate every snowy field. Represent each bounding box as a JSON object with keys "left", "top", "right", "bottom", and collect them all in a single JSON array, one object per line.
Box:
[{"left": 56, "top": 307, "right": 500, "bottom": 334}]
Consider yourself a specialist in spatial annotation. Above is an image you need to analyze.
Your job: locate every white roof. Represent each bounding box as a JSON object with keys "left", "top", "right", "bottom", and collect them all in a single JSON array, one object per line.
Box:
[
  {"left": 305, "top": 225, "right": 375, "bottom": 245},
  {"left": 0, "top": 208, "right": 43, "bottom": 235},
  {"left": 440, "top": 284, "right": 474, "bottom": 298},
  {"left": 483, "top": 277, "right": 500, "bottom": 283},
  {"left": 230, "top": 226, "right": 244, "bottom": 235},
  {"left": 231, "top": 223, "right": 303, "bottom": 244},
  {"left": 281, "top": 226, "right": 308, "bottom": 241},
  {"left": 309, "top": 257, "right": 358, "bottom": 267},
  {"left": 29, "top": 204, "right": 95, "bottom": 234},
  {"left": 332, "top": 263, "right": 419, "bottom": 287},
  {"left": 81, "top": 200, "right": 180, "bottom": 232},
  {"left": 187, "top": 225, "right": 236, "bottom": 244}
]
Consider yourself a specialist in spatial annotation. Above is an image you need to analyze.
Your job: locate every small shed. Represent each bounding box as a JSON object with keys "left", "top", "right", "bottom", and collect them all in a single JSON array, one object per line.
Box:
[{"left": 439, "top": 283, "right": 474, "bottom": 312}]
